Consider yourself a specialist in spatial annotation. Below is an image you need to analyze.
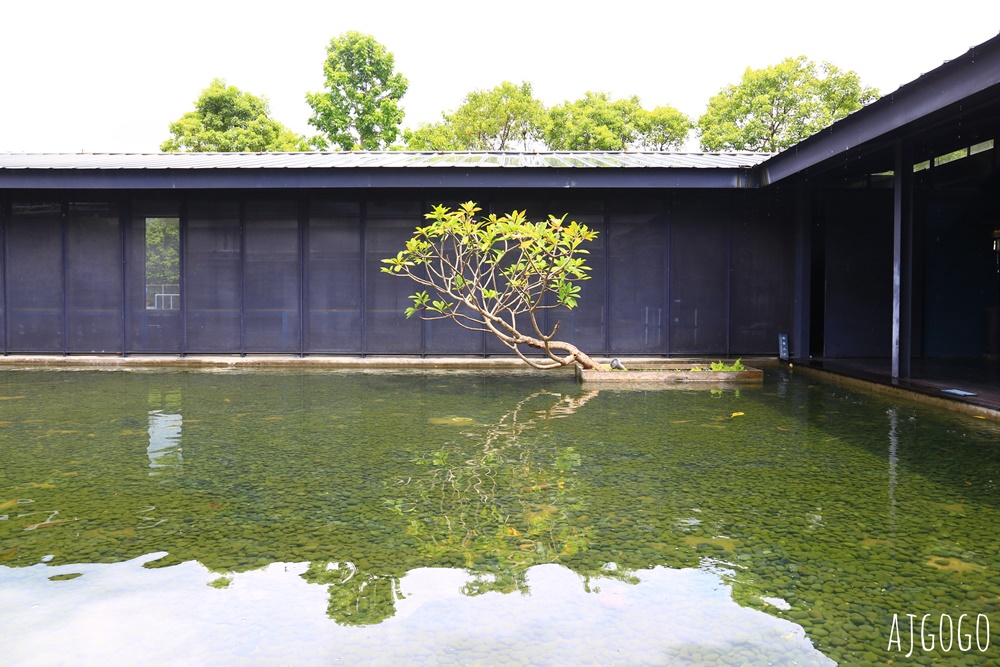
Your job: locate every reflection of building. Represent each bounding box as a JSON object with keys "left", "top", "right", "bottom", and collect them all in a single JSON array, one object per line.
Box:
[
  {"left": 147, "top": 387, "right": 182, "bottom": 473},
  {"left": 147, "top": 410, "right": 182, "bottom": 471},
  {"left": 0, "top": 37, "right": 998, "bottom": 385}
]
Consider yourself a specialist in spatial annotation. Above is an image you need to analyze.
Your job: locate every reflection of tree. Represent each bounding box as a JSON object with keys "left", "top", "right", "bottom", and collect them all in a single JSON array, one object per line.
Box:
[
  {"left": 301, "top": 561, "right": 403, "bottom": 626},
  {"left": 387, "top": 390, "right": 611, "bottom": 596},
  {"left": 301, "top": 387, "right": 645, "bottom": 622}
]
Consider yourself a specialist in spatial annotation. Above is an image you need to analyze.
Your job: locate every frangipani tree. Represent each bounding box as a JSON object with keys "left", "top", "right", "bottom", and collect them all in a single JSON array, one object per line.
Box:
[{"left": 381, "top": 202, "right": 604, "bottom": 371}]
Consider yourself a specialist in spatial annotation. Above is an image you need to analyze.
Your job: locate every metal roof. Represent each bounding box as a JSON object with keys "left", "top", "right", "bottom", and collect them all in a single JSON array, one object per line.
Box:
[
  {"left": 0, "top": 151, "right": 772, "bottom": 171},
  {"left": 759, "top": 32, "right": 1000, "bottom": 185}
]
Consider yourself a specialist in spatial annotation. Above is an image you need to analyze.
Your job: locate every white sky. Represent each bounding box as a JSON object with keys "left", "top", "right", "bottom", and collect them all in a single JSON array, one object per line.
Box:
[{"left": 2, "top": 0, "right": 998, "bottom": 153}]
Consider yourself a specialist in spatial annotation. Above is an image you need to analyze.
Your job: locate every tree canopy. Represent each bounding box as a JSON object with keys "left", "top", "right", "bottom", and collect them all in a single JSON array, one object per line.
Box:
[
  {"left": 381, "top": 201, "right": 603, "bottom": 370},
  {"left": 404, "top": 81, "right": 545, "bottom": 151},
  {"left": 306, "top": 31, "right": 409, "bottom": 150},
  {"left": 161, "top": 79, "right": 311, "bottom": 152},
  {"left": 697, "top": 56, "right": 879, "bottom": 153},
  {"left": 545, "top": 92, "right": 641, "bottom": 151},
  {"left": 545, "top": 92, "right": 691, "bottom": 151},
  {"left": 634, "top": 105, "right": 694, "bottom": 151}
]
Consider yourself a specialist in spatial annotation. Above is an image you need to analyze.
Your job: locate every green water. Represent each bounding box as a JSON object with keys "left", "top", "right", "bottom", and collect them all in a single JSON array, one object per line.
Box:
[{"left": 1, "top": 368, "right": 998, "bottom": 666}]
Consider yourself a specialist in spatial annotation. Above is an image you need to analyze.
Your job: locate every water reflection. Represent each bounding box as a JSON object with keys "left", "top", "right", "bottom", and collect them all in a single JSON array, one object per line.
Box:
[
  {"left": 146, "top": 388, "right": 182, "bottom": 473},
  {"left": 3, "top": 555, "right": 833, "bottom": 667},
  {"left": 147, "top": 410, "right": 182, "bottom": 471},
  {"left": 1, "top": 369, "right": 999, "bottom": 665},
  {"left": 388, "top": 390, "right": 601, "bottom": 582}
]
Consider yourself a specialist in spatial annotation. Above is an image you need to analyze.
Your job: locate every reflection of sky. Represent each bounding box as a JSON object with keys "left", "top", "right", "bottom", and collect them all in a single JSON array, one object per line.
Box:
[
  {"left": 147, "top": 410, "right": 182, "bottom": 472},
  {"left": 1, "top": 556, "right": 833, "bottom": 666}
]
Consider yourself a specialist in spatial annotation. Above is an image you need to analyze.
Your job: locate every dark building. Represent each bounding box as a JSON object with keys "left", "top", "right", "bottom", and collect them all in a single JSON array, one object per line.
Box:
[{"left": 1, "top": 34, "right": 998, "bottom": 384}]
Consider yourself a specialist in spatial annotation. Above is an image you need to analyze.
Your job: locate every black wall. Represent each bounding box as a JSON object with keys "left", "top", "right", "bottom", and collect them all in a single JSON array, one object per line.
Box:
[{"left": 0, "top": 189, "right": 794, "bottom": 357}]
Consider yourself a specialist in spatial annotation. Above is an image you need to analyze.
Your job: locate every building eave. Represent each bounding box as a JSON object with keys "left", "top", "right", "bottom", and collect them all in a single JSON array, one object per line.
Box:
[{"left": 759, "top": 32, "right": 1000, "bottom": 185}]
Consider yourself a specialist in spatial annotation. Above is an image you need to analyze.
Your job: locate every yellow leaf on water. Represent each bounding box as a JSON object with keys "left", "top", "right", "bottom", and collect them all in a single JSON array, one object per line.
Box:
[
  {"left": 0, "top": 498, "right": 19, "bottom": 511},
  {"left": 731, "top": 412, "right": 745, "bottom": 418}
]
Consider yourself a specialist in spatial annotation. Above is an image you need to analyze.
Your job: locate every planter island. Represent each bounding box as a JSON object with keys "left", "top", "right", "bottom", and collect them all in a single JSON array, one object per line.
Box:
[{"left": 576, "top": 360, "right": 764, "bottom": 389}]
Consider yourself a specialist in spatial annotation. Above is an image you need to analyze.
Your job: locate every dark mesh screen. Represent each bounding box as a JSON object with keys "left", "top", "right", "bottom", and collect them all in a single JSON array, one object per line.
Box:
[
  {"left": 244, "top": 201, "right": 300, "bottom": 353},
  {"left": 669, "top": 195, "right": 730, "bottom": 355},
  {"left": 543, "top": 201, "right": 606, "bottom": 355},
  {"left": 128, "top": 203, "right": 182, "bottom": 353},
  {"left": 0, "top": 208, "right": 5, "bottom": 351},
  {"left": 307, "top": 201, "right": 362, "bottom": 353},
  {"left": 0, "top": 192, "right": 798, "bottom": 358},
  {"left": 7, "top": 204, "right": 64, "bottom": 351},
  {"left": 364, "top": 201, "right": 423, "bottom": 353},
  {"left": 823, "top": 191, "right": 893, "bottom": 357},
  {"left": 66, "top": 203, "right": 122, "bottom": 352},
  {"left": 608, "top": 200, "right": 666, "bottom": 354},
  {"left": 729, "top": 197, "right": 793, "bottom": 354},
  {"left": 186, "top": 200, "right": 241, "bottom": 352},
  {"left": 423, "top": 310, "right": 486, "bottom": 354}
]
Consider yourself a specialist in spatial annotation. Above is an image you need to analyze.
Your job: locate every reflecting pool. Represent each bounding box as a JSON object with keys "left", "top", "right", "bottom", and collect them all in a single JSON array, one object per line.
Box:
[{"left": 1, "top": 368, "right": 998, "bottom": 666}]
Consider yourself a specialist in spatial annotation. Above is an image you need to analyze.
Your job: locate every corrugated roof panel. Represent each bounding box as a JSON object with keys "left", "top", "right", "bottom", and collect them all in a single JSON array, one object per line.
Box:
[{"left": 0, "top": 151, "right": 774, "bottom": 170}]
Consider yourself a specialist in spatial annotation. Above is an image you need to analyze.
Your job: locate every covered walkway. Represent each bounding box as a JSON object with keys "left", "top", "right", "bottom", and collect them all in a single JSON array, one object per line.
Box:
[{"left": 801, "top": 357, "right": 1000, "bottom": 413}]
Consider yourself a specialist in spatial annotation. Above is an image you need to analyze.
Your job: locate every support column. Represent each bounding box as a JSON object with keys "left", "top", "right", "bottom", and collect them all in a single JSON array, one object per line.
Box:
[{"left": 892, "top": 141, "right": 914, "bottom": 379}]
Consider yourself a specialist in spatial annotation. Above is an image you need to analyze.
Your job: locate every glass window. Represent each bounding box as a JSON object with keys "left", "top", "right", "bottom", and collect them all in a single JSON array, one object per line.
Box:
[
  {"left": 145, "top": 218, "right": 180, "bottom": 311},
  {"left": 128, "top": 203, "right": 182, "bottom": 353}
]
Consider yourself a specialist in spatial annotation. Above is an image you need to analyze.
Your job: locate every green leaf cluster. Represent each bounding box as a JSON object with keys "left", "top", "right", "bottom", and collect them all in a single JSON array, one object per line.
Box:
[
  {"left": 161, "top": 79, "right": 312, "bottom": 152},
  {"left": 404, "top": 88, "right": 691, "bottom": 152},
  {"left": 697, "top": 56, "right": 879, "bottom": 152},
  {"left": 691, "top": 359, "right": 746, "bottom": 372},
  {"left": 306, "top": 31, "right": 409, "bottom": 150},
  {"left": 381, "top": 201, "right": 602, "bottom": 369},
  {"left": 405, "top": 81, "right": 545, "bottom": 151}
]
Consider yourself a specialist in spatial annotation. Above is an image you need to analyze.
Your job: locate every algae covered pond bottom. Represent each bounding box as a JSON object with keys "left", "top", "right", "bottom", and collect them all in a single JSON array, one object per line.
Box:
[{"left": 1, "top": 368, "right": 999, "bottom": 666}]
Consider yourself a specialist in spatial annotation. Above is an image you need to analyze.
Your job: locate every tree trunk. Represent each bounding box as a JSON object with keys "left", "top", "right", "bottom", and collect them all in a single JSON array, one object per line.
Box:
[{"left": 516, "top": 334, "right": 605, "bottom": 371}]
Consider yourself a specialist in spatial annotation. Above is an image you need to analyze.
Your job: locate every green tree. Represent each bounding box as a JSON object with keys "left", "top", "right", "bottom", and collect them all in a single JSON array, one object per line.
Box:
[
  {"left": 453, "top": 81, "right": 545, "bottom": 150},
  {"left": 161, "top": 79, "right": 311, "bottom": 152},
  {"left": 381, "top": 201, "right": 604, "bottom": 370},
  {"left": 405, "top": 81, "right": 545, "bottom": 151},
  {"left": 306, "top": 31, "right": 409, "bottom": 150},
  {"left": 144, "top": 218, "right": 179, "bottom": 286},
  {"left": 402, "top": 120, "right": 462, "bottom": 151},
  {"left": 545, "top": 92, "right": 642, "bottom": 150},
  {"left": 634, "top": 105, "right": 693, "bottom": 151},
  {"left": 697, "top": 56, "right": 879, "bottom": 152}
]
